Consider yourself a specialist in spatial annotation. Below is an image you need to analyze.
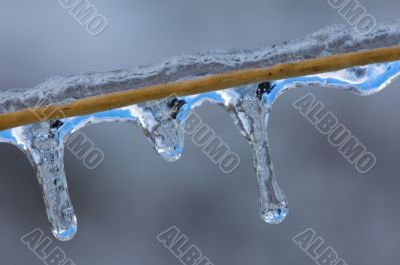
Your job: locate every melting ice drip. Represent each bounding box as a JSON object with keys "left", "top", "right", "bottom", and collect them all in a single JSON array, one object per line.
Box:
[{"left": 1, "top": 61, "right": 399, "bottom": 241}]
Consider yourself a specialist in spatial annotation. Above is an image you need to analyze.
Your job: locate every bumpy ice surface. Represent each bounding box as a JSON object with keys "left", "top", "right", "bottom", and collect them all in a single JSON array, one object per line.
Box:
[{"left": 1, "top": 61, "right": 399, "bottom": 240}]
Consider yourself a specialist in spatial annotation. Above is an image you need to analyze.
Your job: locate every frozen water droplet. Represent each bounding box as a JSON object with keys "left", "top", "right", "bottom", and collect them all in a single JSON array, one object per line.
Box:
[
  {"left": 261, "top": 201, "right": 289, "bottom": 224},
  {"left": 52, "top": 214, "right": 77, "bottom": 241},
  {"left": 138, "top": 101, "right": 184, "bottom": 162}
]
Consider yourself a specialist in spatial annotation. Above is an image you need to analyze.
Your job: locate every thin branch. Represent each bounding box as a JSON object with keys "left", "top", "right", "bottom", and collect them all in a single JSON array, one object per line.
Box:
[{"left": 0, "top": 46, "right": 399, "bottom": 131}]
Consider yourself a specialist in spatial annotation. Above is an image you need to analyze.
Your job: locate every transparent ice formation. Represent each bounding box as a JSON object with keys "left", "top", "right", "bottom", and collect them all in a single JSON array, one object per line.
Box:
[
  {"left": 1, "top": 20, "right": 400, "bottom": 241},
  {"left": 1, "top": 20, "right": 400, "bottom": 113},
  {"left": 1, "top": 61, "right": 399, "bottom": 241}
]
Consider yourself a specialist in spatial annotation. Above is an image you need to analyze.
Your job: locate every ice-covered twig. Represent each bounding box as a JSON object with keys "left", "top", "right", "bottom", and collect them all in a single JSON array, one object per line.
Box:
[
  {"left": 0, "top": 46, "right": 399, "bottom": 131},
  {"left": 2, "top": 21, "right": 400, "bottom": 241},
  {"left": 2, "top": 21, "right": 400, "bottom": 110}
]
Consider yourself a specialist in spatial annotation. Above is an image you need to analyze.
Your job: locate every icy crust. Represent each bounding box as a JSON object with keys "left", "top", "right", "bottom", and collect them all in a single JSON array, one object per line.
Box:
[
  {"left": 1, "top": 61, "right": 399, "bottom": 241},
  {"left": 1, "top": 20, "right": 400, "bottom": 114}
]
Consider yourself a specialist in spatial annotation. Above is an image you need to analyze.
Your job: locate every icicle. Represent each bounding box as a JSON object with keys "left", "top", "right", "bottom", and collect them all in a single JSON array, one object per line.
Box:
[
  {"left": 6, "top": 122, "right": 77, "bottom": 241},
  {"left": 230, "top": 92, "right": 288, "bottom": 223},
  {"left": 0, "top": 61, "right": 399, "bottom": 240}
]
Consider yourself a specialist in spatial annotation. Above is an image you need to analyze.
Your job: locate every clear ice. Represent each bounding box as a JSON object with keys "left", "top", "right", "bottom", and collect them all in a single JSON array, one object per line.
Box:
[
  {"left": 1, "top": 61, "right": 400, "bottom": 240},
  {"left": 1, "top": 20, "right": 400, "bottom": 114}
]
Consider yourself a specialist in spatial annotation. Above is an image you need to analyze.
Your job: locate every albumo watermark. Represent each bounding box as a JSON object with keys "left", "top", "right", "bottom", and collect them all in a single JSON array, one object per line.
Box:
[
  {"left": 293, "top": 93, "right": 376, "bottom": 174},
  {"left": 327, "top": 0, "right": 377, "bottom": 35},
  {"left": 149, "top": 94, "right": 241, "bottom": 174},
  {"left": 183, "top": 111, "right": 241, "bottom": 174},
  {"left": 59, "top": 0, "right": 108, "bottom": 36},
  {"left": 29, "top": 96, "right": 105, "bottom": 170},
  {"left": 21, "top": 228, "right": 76, "bottom": 265},
  {"left": 157, "top": 226, "right": 214, "bottom": 265},
  {"left": 293, "top": 228, "right": 348, "bottom": 265}
]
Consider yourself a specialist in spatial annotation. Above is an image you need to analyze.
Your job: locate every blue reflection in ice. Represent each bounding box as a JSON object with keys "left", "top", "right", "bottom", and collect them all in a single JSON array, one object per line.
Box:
[{"left": 0, "top": 61, "right": 399, "bottom": 240}]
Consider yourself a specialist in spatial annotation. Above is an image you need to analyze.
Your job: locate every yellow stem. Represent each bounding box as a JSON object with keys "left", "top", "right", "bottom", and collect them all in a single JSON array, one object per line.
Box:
[{"left": 0, "top": 46, "right": 399, "bottom": 131}]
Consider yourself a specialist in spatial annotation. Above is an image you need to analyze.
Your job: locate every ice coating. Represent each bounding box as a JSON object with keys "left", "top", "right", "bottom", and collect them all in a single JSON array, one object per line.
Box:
[
  {"left": 1, "top": 20, "right": 400, "bottom": 114},
  {"left": 1, "top": 61, "right": 399, "bottom": 240}
]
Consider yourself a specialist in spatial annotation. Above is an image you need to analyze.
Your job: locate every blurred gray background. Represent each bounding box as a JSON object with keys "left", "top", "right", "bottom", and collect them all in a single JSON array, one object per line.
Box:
[{"left": 1, "top": 0, "right": 400, "bottom": 264}]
